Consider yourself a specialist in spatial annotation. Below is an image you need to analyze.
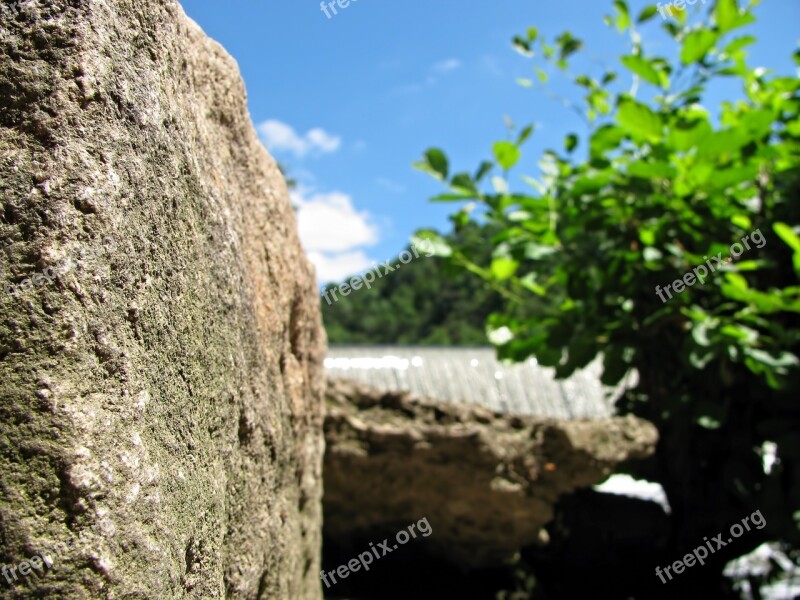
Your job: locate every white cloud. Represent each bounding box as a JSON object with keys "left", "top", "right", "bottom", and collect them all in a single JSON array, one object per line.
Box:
[
  {"left": 433, "top": 58, "right": 462, "bottom": 73},
  {"left": 307, "top": 250, "right": 375, "bottom": 284},
  {"left": 306, "top": 128, "right": 341, "bottom": 153},
  {"left": 291, "top": 186, "right": 380, "bottom": 284},
  {"left": 292, "top": 189, "right": 378, "bottom": 253},
  {"left": 257, "top": 120, "right": 341, "bottom": 157}
]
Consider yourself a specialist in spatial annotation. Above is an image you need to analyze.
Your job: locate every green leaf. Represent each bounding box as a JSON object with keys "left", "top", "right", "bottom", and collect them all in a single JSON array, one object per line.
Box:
[
  {"left": 716, "top": 0, "right": 739, "bottom": 32},
  {"left": 414, "top": 148, "right": 449, "bottom": 180},
  {"left": 493, "top": 141, "right": 522, "bottom": 170},
  {"left": 639, "top": 228, "right": 656, "bottom": 246},
  {"left": 721, "top": 280, "right": 786, "bottom": 313},
  {"left": 613, "top": 0, "right": 631, "bottom": 31},
  {"left": 474, "top": 161, "right": 494, "bottom": 182},
  {"left": 617, "top": 98, "right": 664, "bottom": 143},
  {"left": 430, "top": 192, "right": 476, "bottom": 202},
  {"left": 720, "top": 324, "right": 758, "bottom": 344},
  {"left": 449, "top": 206, "right": 474, "bottom": 228},
  {"left": 490, "top": 257, "right": 519, "bottom": 281},
  {"left": 564, "top": 134, "right": 579, "bottom": 152},
  {"left": 731, "top": 214, "right": 752, "bottom": 230},
  {"left": 704, "top": 164, "right": 759, "bottom": 191},
  {"left": 774, "top": 222, "right": 800, "bottom": 253},
  {"left": 637, "top": 5, "right": 659, "bottom": 23},
  {"left": 450, "top": 172, "right": 478, "bottom": 196},
  {"left": 627, "top": 160, "right": 675, "bottom": 179},
  {"left": 590, "top": 124, "right": 625, "bottom": 158},
  {"left": 621, "top": 55, "right": 665, "bottom": 87},
  {"left": 722, "top": 35, "right": 756, "bottom": 56},
  {"left": 744, "top": 348, "right": 800, "bottom": 370},
  {"left": 680, "top": 29, "right": 719, "bottom": 65},
  {"left": 732, "top": 260, "right": 767, "bottom": 272},
  {"left": 588, "top": 90, "right": 612, "bottom": 117},
  {"left": 689, "top": 350, "right": 715, "bottom": 369},
  {"left": 513, "top": 36, "right": 533, "bottom": 56},
  {"left": 694, "top": 128, "right": 751, "bottom": 158},
  {"left": 740, "top": 109, "right": 774, "bottom": 138},
  {"left": 572, "top": 171, "right": 613, "bottom": 195},
  {"left": 519, "top": 273, "right": 546, "bottom": 295},
  {"left": 662, "top": 20, "right": 681, "bottom": 39},
  {"left": 517, "top": 124, "right": 535, "bottom": 146},
  {"left": 726, "top": 272, "right": 749, "bottom": 291},
  {"left": 691, "top": 318, "right": 714, "bottom": 347},
  {"left": 668, "top": 119, "right": 713, "bottom": 151},
  {"left": 555, "top": 32, "right": 583, "bottom": 62}
]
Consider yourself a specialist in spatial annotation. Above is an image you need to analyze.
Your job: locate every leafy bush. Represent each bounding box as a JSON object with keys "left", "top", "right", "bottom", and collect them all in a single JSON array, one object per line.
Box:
[{"left": 416, "top": 0, "right": 800, "bottom": 587}]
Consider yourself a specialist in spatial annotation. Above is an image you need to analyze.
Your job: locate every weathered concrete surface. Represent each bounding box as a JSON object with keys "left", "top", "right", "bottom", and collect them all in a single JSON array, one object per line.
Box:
[
  {"left": 324, "top": 378, "right": 657, "bottom": 567},
  {"left": 0, "top": 1, "right": 325, "bottom": 598}
]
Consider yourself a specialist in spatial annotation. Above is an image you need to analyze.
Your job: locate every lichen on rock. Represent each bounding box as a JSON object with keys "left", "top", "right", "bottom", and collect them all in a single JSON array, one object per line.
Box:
[{"left": 0, "top": 1, "right": 325, "bottom": 598}]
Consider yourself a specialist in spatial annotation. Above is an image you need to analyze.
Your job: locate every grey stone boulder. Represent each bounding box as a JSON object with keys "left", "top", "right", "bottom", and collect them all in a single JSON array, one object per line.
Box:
[{"left": 0, "top": 1, "right": 325, "bottom": 598}]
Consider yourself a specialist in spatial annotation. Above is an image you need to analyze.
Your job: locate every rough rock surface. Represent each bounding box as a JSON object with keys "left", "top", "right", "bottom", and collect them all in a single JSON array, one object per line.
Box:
[
  {"left": 0, "top": 1, "right": 325, "bottom": 598},
  {"left": 324, "top": 378, "right": 657, "bottom": 567}
]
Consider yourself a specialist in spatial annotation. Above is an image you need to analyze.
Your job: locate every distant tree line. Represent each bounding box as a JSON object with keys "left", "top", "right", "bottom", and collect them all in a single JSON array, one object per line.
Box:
[{"left": 321, "top": 223, "right": 516, "bottom": 346}]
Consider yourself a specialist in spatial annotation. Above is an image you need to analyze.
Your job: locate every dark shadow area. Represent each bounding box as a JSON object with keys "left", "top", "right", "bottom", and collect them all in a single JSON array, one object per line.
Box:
[
  {"left": 322, "top": 490, "right": 763, "bottom": 599},
  {"left": 523, "top": 489, "right": 755, "bottom": 599},
  {"left": 322, "top": 531, "right": 527, "bottom": 600}
]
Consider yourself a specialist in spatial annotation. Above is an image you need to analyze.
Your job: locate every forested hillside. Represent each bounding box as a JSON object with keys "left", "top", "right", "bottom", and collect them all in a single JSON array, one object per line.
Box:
[{"left": 321, "top": 224, "right": 509, "bottom": 345}]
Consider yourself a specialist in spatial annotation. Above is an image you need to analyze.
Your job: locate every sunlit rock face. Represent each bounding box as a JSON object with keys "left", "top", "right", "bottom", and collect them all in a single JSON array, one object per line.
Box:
[
  {"left": 323, "top": 378, "right": 657, "bottom": 568},
  {"left": 0, "top": 1, "right": 325, "bottom": 597}
]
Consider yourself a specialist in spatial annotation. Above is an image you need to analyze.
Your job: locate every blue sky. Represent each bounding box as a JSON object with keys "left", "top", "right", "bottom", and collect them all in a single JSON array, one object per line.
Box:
[{"left": 180, "top": 0, "right": 798, "bottom": 284}]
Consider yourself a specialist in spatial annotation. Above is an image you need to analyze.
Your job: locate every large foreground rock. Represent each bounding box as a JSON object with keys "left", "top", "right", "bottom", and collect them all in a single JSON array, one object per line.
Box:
[
  {"left": 0, "top": 1, "right": 325, "bottom": 598},
  {"left": 324, "top": 378, "right": 657, "bottom": 568}
]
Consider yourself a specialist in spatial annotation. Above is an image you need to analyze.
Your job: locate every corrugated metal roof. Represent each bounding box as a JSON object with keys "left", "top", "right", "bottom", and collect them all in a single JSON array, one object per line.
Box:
[{"left": 325, "top": 346, "right": 627, "bottom": 419}]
